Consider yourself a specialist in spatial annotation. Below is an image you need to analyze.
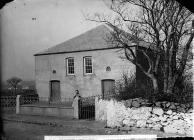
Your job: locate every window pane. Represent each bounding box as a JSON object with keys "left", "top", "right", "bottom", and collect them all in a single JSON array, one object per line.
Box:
[
  {"left": 67, "top": 58, "right": 74, "bottom": 74},
  {"left": 86, "top": 67, "right": 92, "bottom": 73},
  {"left": 85, "top": 57, "right": 92, "bottom": 74},
  {"left": 85, "top": 58, "right": 92, "bottom": 65},
  {"left": 68, "top": 58, "right": 74, "bottom": 66}
]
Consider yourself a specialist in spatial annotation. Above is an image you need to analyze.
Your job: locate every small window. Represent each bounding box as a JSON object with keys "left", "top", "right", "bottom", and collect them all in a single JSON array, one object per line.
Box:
[
  {"left": 84, "top": 56, "right": 93, "bottom": 74},
  {"left": 66, "top": 57, "right": 74, "bottom": 75},
  {"left": 106, "top": 66, "right": 111, "bottom": 72}
]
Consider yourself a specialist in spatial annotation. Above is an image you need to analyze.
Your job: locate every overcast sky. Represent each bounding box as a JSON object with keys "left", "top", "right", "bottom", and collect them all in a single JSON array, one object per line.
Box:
[
  {"left": 1, "top": 0, "right": 113, "bottom": 82},
  {"left": 2, "top": 0, "right": 192, "bottom": 82}
]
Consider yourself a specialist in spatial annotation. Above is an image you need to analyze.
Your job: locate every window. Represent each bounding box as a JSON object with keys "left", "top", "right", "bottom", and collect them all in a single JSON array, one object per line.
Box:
[
  {"left": 84, "top": 56, "right": 93, "bottom": 74},
  {"left": 66, "top": 57, "right": 74, "bottom": 75}
]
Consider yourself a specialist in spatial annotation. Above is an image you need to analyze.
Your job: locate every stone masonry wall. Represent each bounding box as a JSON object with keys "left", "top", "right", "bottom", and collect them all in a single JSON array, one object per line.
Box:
[{"left": 95, "top": 97, "right": 193, "bottom": 137}]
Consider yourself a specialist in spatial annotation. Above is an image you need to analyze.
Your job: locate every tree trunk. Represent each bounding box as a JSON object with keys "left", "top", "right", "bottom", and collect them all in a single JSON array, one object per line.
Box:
[
  {"left": 150, "top": 75, "right": 159, "bottom": 102},
  {"left": 166, "top": 82, "right": 174, "bottom": 94},
  {"left": 15, "top": 88, "right": 16, "bottom": 95},
  {"left": 152, "top": 77, "right": 159, "bottom": 94},
  {"left": 14, "top": 86, "right": 17, "bottom": 95},
  {"left": 163, "top": 78, "right": 168, "bottom": 94}
]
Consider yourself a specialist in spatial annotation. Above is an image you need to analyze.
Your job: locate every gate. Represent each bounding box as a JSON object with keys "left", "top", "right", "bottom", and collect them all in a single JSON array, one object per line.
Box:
[
  {"left": 78, "top": 93, "right": 117, "bottom": 120},
  {"left": 79, "top": 96, "right": 95, "bottom": 119}
]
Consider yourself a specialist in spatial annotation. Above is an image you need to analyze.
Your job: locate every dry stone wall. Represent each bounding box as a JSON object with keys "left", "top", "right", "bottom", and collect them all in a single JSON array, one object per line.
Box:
[{"left": 95, "top": 97, "right": 193, "bottom": 137}]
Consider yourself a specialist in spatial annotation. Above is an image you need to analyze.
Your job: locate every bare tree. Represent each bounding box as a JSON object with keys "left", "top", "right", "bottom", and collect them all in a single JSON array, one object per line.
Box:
[
  {"left": 7, "top": 77, "right": 22, "bottom": 95},
  {"left": 86, "top": 0, "right": 193, "bottom": 97}
]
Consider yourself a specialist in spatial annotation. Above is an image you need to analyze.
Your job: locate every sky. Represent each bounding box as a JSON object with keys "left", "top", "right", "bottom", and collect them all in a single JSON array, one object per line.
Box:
[
  {"left": 1, "top": 0, "right": 193, "bottom": 82},
  {"left": 1, "top": 0, "right": 113, "bottom": 82}
]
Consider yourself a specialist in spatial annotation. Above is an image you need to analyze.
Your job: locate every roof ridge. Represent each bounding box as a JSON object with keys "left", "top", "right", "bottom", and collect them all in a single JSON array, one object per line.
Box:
[
  {"left": 34, "top": 24, "right": 151, "bottom": 56},
  {"left": 34, "top": 24, "right": 112, "bottom": 55}
]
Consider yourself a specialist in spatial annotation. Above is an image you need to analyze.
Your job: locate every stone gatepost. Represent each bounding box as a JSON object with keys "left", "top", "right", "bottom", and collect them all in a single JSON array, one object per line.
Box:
[{"left": 16, "top": 95, "right": 21, "bottom": 114}]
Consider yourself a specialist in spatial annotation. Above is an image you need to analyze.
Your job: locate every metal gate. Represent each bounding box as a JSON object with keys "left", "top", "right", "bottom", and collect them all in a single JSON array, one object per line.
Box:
[
  {"left": 79, "top": 96, "right": 95, "bottom": 119},
  {"left": 78, "top": 93, "right": 118, "bottom": 120}
]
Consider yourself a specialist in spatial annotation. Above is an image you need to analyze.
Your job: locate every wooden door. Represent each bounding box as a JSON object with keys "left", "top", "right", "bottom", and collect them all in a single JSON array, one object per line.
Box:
[
  {"left": 102, "top": 79, "right": 115, "bottom": 97},
  {"left": 50, "top": 80, "right": 60, "bottom": 103}
]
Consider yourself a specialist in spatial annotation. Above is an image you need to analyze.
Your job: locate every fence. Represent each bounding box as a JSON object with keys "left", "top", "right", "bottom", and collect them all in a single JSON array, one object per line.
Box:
[
  {"left": 1, "top": 95, "right": 16, "bottom": 114},
  {"left": 1, "top": 95, "right": 74, "bottom": 112},
  {"left": 20, "top": 96, "right": 73, "bottom": 107},
  {"left": 1, "top": 93, "right": 118, "bottom": 118},
  {"left": 18, "top": 93, "right": 118, "bottom": 119}
]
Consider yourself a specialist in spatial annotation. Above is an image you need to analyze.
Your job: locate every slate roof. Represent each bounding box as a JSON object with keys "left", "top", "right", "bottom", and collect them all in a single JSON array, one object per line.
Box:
[{"left": 34, "top": 24, "right": 150, "bottom": 56}]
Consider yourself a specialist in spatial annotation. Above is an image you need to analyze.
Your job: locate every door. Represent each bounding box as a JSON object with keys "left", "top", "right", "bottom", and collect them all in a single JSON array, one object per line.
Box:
[
  {"left": 102, "top": 79, "right": 115, "bottom": 98},
  {"left": 50, "top": 80, "right": 61, "bottom": 103}
]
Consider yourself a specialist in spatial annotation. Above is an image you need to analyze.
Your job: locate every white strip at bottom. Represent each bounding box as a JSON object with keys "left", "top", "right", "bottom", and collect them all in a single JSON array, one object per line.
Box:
[{"left": 45, "top": 135, "right": 157, "bottom": 140}]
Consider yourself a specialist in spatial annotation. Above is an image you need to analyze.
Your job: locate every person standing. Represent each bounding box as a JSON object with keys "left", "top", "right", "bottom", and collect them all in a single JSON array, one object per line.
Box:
[
  {"left": 73, "top": 90, "right": 81, "bottom": 99},
  {"left": 72, "top": 90, "right": 81, "bottom": 119}
]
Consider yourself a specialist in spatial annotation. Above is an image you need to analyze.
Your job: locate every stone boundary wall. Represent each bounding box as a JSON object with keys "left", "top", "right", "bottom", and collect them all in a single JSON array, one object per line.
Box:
[{"left": 95, "top": 97, "right": 193, "bottom": 137}]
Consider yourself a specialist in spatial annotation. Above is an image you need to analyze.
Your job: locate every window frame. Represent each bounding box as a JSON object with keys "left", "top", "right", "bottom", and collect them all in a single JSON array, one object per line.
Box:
[
  {"left": 66, "top": 57, "right": 75, "bottom": 75},
  {"left": 83, "top": 56, "right": 93, "bottom": 75}
]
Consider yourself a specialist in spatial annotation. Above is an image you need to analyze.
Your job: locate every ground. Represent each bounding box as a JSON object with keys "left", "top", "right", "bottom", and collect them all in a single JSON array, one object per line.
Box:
[
  {"left": 2, "top": 114, "right": 186, "bottom": 140},
  {"left": 3, "top": 121, "right": 106, "bottom": 140}
]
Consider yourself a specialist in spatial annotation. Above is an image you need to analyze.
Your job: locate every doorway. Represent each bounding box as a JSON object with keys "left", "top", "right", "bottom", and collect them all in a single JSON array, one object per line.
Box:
[
  {"left": 50, "top": 80, "right": 61, "bottom": 103},
  {"left": 101, "top": 79, "right": 115, "bottom": 98}
]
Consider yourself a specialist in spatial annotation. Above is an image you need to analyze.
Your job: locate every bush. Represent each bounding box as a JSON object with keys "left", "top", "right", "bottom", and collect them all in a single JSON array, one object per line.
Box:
[
  {"left": 115, "top": 71, "right": 193, "bottom": 104},
  {"left": 171, "top": 72, "right": 193, "bottom": 104},
  {"left": 156, "top": 72, "right": 193, "bottom": 104},
  {"left": 1, "top": 90, "right": 15, "bottom": 96},
  {"left": 19, "top": 89, "right": 37, "bottom": 95},
  {"left": 115, "top": 72, "right": 146, "bottom": 100},
  {"left": 115, "top": 72, "right": 153, "bottom": 100},
  {"left": 20, "top": 93, "right": 39, "bottom": 105},
  {"left": 1, "top": 89, "right": 37, "bottom": 96}
]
